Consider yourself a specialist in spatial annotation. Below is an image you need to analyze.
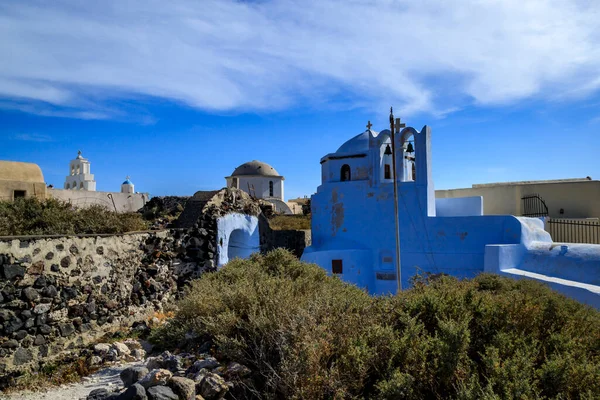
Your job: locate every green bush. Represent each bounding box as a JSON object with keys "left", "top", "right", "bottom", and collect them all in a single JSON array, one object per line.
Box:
[
  {"left": 151, "top": 250, "right": 600, "bottom": 399},
  {"left": 0, "top": 197, "right": 148, "bottom": 236}
]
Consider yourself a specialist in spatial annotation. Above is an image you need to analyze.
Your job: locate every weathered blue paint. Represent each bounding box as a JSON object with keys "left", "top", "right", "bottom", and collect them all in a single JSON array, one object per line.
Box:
[
  {"left": 217, "top": 213, "right": 260, "bottom": 266},
  {"left": 302, "top": 126, "right": 600, "bottom": 308}
]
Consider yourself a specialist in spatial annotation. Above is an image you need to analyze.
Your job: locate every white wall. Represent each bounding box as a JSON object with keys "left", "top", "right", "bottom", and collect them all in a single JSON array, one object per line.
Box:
[
  {"left": 227, "top": 176, "right": 284, "bottom": 200},
  {"left": 48, "top": 188, "right": 148, "bottom": 213},
  {"left": 216, "top": 213, "right": 260, "bottom": 266}
]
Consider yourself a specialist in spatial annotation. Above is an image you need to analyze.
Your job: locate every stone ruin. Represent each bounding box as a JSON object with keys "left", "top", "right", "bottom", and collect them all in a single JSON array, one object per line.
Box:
[{"left": 0, "top": 187, "right": 310, "bottom": 379}]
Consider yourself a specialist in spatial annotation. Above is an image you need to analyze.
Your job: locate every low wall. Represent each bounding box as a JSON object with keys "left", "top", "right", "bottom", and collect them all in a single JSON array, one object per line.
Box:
[
  {"left": 259, "top": 216, "right": 311, "bottom": 258},
  {"left": 48, "top": 188, "right": 149, "bottom": 213},
  {"left": 0, "top": 206, "right": 314, "bottom": 376},
  {"left": 0, "top": 230, "right": 209, "bottom": 375}
]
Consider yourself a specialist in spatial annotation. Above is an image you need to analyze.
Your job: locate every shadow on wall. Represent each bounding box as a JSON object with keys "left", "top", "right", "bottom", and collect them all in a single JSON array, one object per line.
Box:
[{"left": 217, "top": 213, "right": 260, "bottom": 265}]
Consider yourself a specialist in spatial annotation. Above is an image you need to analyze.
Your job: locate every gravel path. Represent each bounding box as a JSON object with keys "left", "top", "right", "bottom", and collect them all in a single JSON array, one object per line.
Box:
[{"left": 0, "top": 362, "right": 143, "bottom": 400}]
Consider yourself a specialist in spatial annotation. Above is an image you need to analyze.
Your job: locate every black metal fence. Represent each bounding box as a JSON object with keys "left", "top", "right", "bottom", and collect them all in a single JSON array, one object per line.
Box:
[
  {"left": 547, "top": 218, "right": 600, "bottom": 244},
  {"left": 521, "top": 193, "right": 549, "bottom": 217}
]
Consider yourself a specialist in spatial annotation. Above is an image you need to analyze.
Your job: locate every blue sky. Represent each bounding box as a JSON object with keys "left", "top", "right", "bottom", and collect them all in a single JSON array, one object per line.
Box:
[{"left": 1, "top": 0, "right": 599, "bottom": 199}]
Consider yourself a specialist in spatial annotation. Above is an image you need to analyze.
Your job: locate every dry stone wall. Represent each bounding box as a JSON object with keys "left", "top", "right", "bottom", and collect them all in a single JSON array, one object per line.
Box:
[
  {"left": 0, "top": 230, "right": 212, "bottom": 376},
  {"left": 0, "top": 189, "right": 312, "bottom": 379},
  {"left": 259, "top": 215, "right": 311, "bottom": 258}
]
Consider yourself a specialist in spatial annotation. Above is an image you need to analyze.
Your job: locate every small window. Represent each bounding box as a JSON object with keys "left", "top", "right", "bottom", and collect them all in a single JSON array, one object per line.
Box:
[
  {"left": 13, "top": 190, "right": 26, "bottom": 199},
  {"left": 232, "top": 178, "right": 238, "bottom": 189},
  {"left": 332, "top": 259, "right": 343, "bottom": 274},
  {"left": 341, "top": 165, "right": 351, "bottom": 182},
  {"left": 269, "top": 181, "right": 274, "bottom": 197},
  {"left": 384, "top": 164, "right": 391, "bottom": 179},
  {"left": 79, "top": 182, "right": 84, "bottom": 189}
]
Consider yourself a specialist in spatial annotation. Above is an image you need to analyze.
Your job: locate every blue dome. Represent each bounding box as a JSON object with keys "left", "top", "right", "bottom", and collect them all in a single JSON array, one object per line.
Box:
[
  {"left": 122, "top": 179, "right": 133, "bottom": 185},
  {"left": 335, "top": 130, "right": 374, "bottom": 154}
]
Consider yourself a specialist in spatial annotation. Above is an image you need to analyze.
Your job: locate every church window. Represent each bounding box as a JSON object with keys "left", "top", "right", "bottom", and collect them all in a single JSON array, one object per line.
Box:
[
  {"left": 384, "top": 164, "right": 391, "bottom": 180},
  {"left": 269, "top": 181, "right": 274, "bottom": 197},
  {"left": 232, "top": 178, "right": 238, "bottom": 189},
  {"left": 341, "top": 165, "right": 351, "bottom": 182},
  {"left": 332, "top": 259, "right": 343, "bottom": 274}
]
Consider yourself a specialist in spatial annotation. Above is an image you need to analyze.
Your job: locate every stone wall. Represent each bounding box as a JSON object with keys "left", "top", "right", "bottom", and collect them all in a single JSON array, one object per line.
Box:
[
  {"left": 48, "top": 188, "right": 149, "bottom": 213},
  {"left": 259, "top": 216, "right": 311, "bottom": 258},
  {"left": 0, "top": 189, "right": 313, "bottom": 377},
  {"left": 0, "top": 230, "right": 211, "bottom": 375}
]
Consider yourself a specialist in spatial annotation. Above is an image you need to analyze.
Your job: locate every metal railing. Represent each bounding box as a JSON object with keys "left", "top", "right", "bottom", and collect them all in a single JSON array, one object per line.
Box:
[
  {"left": 522, "top": 193, "right": 549, "bottom": 217},
  {"left": 547, "top": 218, "right": 600, "bottom": 244}
]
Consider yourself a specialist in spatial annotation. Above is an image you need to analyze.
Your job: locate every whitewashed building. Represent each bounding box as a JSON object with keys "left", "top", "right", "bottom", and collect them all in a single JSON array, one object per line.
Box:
[
  {"left": 64, "top": 151, "right": 96, "bottom": 191},
  {"left": 226, "top": 160, "right": 292, "bottom": 214}
]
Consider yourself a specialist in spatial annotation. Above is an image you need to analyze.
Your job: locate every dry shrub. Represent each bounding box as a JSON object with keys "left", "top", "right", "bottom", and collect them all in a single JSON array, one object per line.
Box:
[
  {"left": 0, "top": 197, "right": 147, "bottom": 236},
  {"left": 151, "top": 250, "right": 600, "bottom": 399},
  {"left": 268, "top": 214, "right": 311, "bottom": 230}
]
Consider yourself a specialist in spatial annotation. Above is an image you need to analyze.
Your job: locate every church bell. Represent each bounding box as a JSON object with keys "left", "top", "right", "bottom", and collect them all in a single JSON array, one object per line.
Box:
[{"left": 384, "top": 144, "right": 392, "bottom": 155}]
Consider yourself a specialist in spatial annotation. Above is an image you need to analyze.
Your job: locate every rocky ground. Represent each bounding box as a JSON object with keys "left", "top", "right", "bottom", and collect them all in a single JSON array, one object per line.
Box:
[
  {"left": 1, "top": 338, "right": 249, "bottom": 400},
  {"left": 0, "top": 361, "right": 142, "bottom": 400}
]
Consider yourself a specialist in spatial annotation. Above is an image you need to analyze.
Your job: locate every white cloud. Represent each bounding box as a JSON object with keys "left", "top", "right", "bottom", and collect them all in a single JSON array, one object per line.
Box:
[
  {"left": 0, "top": 0, "right": 599, "bottom": 119},
  {"left": 11, "top": 133, "right": 54, "bottom": 142}
]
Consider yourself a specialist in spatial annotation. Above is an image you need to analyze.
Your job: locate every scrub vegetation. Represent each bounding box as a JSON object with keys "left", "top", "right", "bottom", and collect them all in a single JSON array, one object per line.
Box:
[
  {"left": 0, "top": 197, "right": 148, "bottom": 236},
  {"left": 150, "top": 249, "right": 600, "bottom": 399},
  {"left": 268, "top": 214, "right": 311, "bottom": 230}
]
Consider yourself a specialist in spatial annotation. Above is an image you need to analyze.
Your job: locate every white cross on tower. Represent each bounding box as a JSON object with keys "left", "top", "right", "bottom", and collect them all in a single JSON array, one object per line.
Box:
[{"left": 366, "top": 120, "right": 373, "bottom": 130}]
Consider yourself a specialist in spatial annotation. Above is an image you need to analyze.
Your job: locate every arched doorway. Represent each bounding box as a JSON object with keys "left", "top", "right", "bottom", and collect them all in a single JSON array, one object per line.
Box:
[
  {"left": 217, "top": 213, "right": 260, "bottom": 266},
  {"left": 228, "top": 229, "right": 256, "bottom": 261}
]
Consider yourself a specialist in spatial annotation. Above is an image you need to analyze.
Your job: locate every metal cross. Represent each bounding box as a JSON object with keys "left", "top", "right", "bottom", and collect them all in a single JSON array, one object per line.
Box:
[
  {"left": 366, "top": 120, "right": 373, "bottom": 130},
  {"left": 395, "top": 118, "right": 406, "bottom": 134}
]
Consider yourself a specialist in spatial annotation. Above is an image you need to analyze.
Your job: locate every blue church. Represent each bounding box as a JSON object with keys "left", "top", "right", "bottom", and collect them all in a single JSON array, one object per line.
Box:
[{"left": 301, "top": 121, "right": 600, "bottom": 308}]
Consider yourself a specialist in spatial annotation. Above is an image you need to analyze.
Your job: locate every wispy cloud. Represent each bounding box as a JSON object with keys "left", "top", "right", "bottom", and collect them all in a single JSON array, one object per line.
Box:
[
  {"left": 0, "top": 0, "right": 599, "bottom": 119},
  {"left": 12, "top": 133, "right": 54, "bottom": 142}
]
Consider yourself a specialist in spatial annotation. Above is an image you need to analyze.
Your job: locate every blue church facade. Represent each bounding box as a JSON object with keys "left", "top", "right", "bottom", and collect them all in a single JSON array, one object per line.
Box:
[{"left": 301, "top": 124, "right": 600, "bottom": 308}]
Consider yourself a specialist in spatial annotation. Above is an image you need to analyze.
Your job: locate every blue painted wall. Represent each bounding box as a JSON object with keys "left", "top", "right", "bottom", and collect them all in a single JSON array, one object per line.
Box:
[{"left": 302, "top": 125, "right": 600, "bottom": 308}]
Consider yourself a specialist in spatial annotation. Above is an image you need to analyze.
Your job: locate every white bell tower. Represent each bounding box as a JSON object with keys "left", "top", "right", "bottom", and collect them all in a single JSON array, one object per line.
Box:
[{"left": 64, "top": 150, "right": 96, "bottom": 191}]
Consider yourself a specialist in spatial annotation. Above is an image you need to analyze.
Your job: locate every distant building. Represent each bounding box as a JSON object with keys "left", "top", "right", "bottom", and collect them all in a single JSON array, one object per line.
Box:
[
  {"left": 0, "top": 161, "right": 46, "bottom": 201},
  {"left": 287, "top": 196, "right": 311, "bottom": 214},
  {"left": 436, "top": 178, "right": 600, "bottom": 219},
  {"left": 64, "top": 151, "right": 96, "bottom": 191},
  {"left": 121, "top": 176, "right": 135, "bottom": 194},
  {"left": 226, "top": 160, "right": 292, "bottom": 214}
]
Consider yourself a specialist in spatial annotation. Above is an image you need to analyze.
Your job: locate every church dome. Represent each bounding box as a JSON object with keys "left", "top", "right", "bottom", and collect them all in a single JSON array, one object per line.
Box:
[
  {"left": 335, "top": 130, "right": 376, "bottom": 154},
  {"left": 231, "top": 160, "right": 281, "bottom": 177},
  {"left": 122, "top": 178, "right": 133, "bottom": 185}
]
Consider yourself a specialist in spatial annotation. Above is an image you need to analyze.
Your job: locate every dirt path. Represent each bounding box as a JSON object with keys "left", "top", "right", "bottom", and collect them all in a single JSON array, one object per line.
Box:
[{"left": 0, "top": 362, "right": 143, "bottom": 400}]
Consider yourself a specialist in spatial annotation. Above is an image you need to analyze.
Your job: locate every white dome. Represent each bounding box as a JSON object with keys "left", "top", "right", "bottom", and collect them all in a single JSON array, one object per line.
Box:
[{"left": 231, "top": 160, "right": 281, "bottom": 177}]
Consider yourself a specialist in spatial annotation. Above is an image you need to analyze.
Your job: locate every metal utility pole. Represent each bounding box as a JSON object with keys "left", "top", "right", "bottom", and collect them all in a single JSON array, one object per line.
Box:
[{"left": 389, "top": 107, "right": 404, "bottom": 292}]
